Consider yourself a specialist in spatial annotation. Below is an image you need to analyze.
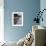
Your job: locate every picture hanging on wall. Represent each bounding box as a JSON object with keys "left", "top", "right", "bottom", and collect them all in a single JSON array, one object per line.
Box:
[{"left": 12, "top": 12, "right": 23, "bottom": 26}]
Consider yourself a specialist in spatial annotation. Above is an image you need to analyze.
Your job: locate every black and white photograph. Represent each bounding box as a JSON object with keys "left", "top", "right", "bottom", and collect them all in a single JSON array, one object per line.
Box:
[{"left": 12, "top": 12, "right": 23, "bottom": 26}]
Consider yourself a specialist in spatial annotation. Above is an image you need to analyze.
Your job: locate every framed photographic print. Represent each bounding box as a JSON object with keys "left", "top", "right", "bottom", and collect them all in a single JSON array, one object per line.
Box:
[{"left": 12, "top": 12, "right": 23, "bottom": 26}]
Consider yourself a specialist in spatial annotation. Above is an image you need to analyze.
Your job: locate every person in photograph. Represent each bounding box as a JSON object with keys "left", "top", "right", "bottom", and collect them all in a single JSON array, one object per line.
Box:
[{"left": 14, "top": 14, "right": 21, "bottom": 24}]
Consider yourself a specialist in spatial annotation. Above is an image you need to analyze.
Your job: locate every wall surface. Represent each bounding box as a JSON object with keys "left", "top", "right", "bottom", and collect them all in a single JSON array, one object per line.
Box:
[
  {"left": 40, "top": 0, "right": 46, "bottom": 27},
  {"left": 4, "top": 0, "right": 40, "bottom": 42}
]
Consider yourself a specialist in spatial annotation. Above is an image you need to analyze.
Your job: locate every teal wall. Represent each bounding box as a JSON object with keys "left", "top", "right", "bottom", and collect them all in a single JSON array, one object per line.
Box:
[{"left": 4, "top": 0, "right": 40, "bottom": 42}]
